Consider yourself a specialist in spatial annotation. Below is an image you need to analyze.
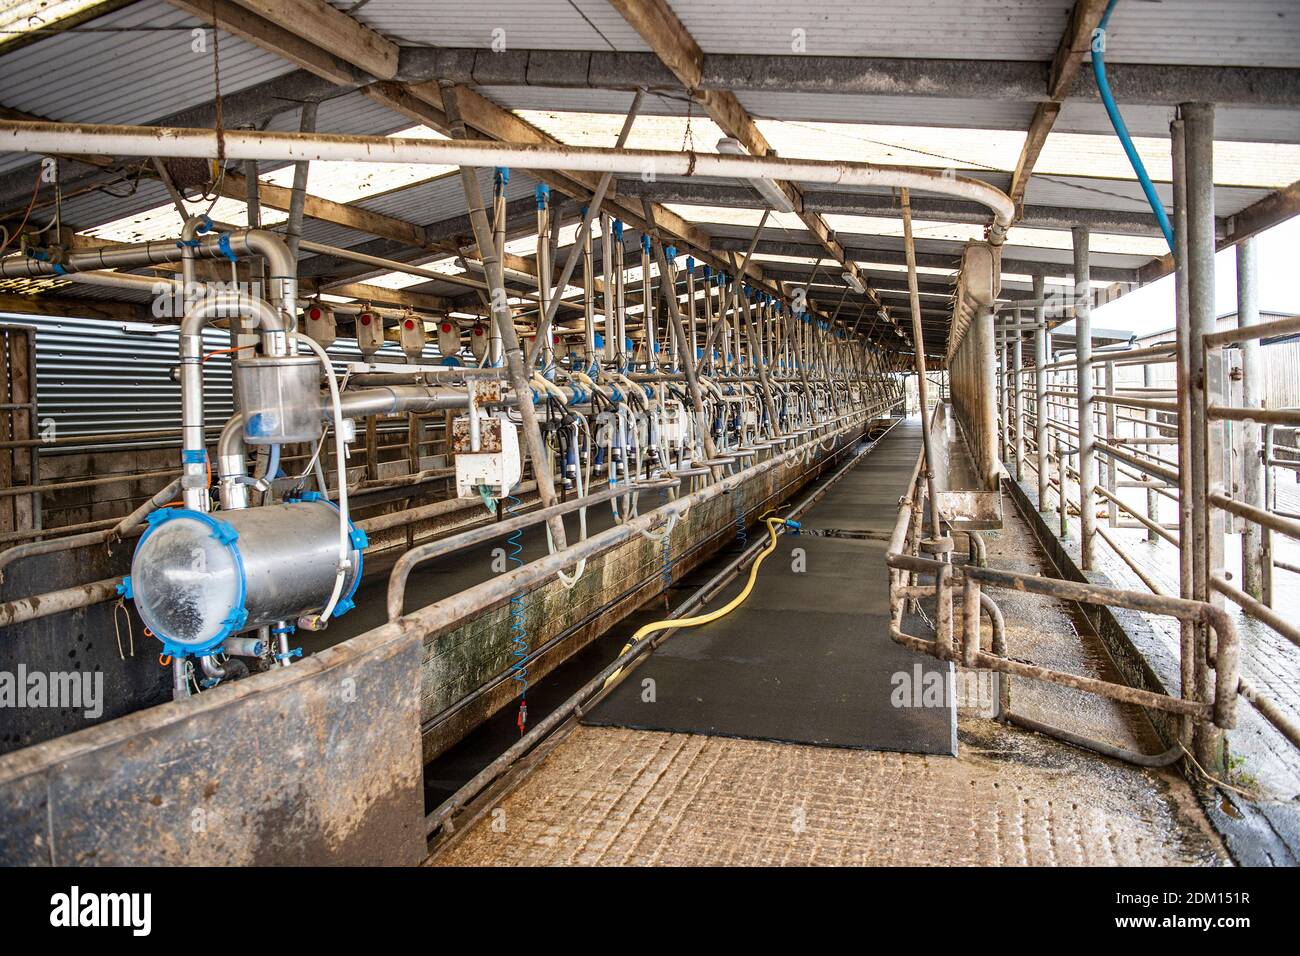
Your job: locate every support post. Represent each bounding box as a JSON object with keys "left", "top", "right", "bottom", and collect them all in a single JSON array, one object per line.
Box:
[
  {"left": 1237, "top": 236, "right": 1269, "bottom": 601},
  {"left": 901, "top": 189, "right": 945, "bottom": 544},
  {"left": 1073, "top": 225, "right": 1096, "bottom": 569},
  {"left": 1181, "top": 102, "right": 1226, "bottom": 772},
  {"left": 1034, "top": 275, "right": 1050, "bottom": 508},
  {"left": 1012, "top": 315, "right": 1024, "bottom": 483}
]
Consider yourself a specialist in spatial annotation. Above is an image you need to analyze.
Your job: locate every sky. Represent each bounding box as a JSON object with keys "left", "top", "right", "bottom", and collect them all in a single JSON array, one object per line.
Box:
[{"left": 1090, "top": 215, "right": 1300, "bottom": 338}]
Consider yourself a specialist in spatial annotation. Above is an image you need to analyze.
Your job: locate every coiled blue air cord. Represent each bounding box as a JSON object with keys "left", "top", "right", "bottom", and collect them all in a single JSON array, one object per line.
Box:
[
  {"left": 1092, "top": 0, "right": 1175, "bottom": 250},
  {"left": 504, "top": 493, "right": 528, "bottom": 732},
  {"left": 733, "top": 489, "right": 748, "bottom": 549}
]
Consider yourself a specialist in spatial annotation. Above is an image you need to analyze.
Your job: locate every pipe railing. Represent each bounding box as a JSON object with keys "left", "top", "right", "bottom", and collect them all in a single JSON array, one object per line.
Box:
[{"left": 995, "top": 326, "right": 1300, "bottom": 756}]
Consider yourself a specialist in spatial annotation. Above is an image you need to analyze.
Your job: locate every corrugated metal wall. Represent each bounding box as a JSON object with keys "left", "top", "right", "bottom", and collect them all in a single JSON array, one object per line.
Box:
[{"left": 0, "top": 315, "right": 436, "bottom": 440}]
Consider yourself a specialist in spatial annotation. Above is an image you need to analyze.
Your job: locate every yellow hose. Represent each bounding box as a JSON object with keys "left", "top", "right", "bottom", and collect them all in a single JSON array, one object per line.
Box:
[{"left": 603, "top": 514, "right": 797, "bottom": 688}]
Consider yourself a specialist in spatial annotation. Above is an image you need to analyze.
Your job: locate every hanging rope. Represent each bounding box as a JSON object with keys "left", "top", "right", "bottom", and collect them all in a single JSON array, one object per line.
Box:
[{"left": 201, "top": 0, "right": 227, "bottom": 213}]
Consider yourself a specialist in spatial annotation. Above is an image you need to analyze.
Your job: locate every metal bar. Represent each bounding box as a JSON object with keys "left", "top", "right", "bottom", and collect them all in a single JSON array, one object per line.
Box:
[
  {"left": 1182, "top": 101, "right": 1227, "bottom": 769},
  {"left": 1071, "top": 226, "right": 1096, "bottom": 569}
]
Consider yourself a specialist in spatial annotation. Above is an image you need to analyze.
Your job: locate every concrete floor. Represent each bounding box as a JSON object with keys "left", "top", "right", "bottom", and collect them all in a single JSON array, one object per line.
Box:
[
  {"left": 430, "top": 719, "right": 1223, "bottom": 866},
  {"left": 430, "top": 427, "right": 1230, "bottom": 867}
]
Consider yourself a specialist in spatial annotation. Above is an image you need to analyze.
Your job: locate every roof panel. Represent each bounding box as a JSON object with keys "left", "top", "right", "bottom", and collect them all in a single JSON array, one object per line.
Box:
[
  {"left": 0, "top": 0, "right": 295, "bottom": 126},
  {"left": 516, "top": 110, "right": 1026, "bottom": 170},
  {"left": 478, "top": 86, "right": 688, "bottom": 116},
  {"left": 1056, "top": 102, "right": 1300, "bottom": 146},
  {"left": 1035, "top": 131, "right": 1300, "bottom": 188},
  {"left": 345, "top": 0, "right": 651, "bottom": 51},
  {"left": 666, "top": 0, "right": 1075, "bottom": 61},
  {"left": 1101, "top": 0, "right": 1300, "bottom": 69},
  {"left": 736, "top": 90, "right": 1036, "bottom": 131},
  {"left": 1023, "top": 173, "right": 1272, "bottom": 221}
]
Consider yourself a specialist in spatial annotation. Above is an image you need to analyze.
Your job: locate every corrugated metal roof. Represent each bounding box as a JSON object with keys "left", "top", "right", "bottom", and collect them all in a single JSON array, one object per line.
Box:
[
  {"left": 263, "top": 90, "right": 413, "bottom": 138},
  {"left": 1056, "top": 101, "right": 1300, "bottom": 145},
  {"left": 736, "top": 91, "right": 1036, "bottom": 131},
  {"left": 681, "top": 205, "right": 1166, "bottom": 260},
  {"left": 668, "top": 0, "right": 1076, "bottom": 61},
  {"left": 1036, "top": 130, "right": 1300, "bottom": 188},
  {"left": 1102, "top": 0, "right": 1300, "bottom": 69},
  {"left": 355, "top": 166, "right": 537, "bottom": 227},
  {"left": 1022, "top": 175, "right": 1271, "bottom": 219},
  {"left": 478, "top": 86, "right": 688, "bottom": 117},
  {"left": 0, "top": 0, "right": 110, "bottom": 52},
  {"left": 0, "top": 0, "right": 296, "bottom": 126},
  {"left": 346, "top": 0, "right": 651, "bottom": 52},
  {"left": 517, "top": 110, "right": 1027, "bottom": 170}
]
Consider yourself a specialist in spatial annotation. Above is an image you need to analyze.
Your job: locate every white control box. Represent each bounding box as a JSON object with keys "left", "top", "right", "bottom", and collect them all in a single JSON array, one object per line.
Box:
[
  {"left": 399, "top": 314, "right": 426, "bottom": 361},
  {"left": 355, "top": 309, "right": 384, "bottom": 357},
  {"left": 437, "top": 319, "right": 461, "bottom": 360},
  {"left": 302, "top": 303, "right": 336, "bottom": 348},
  {"left": 453, "top": 414, "right": 521, "bottom": 500},
  {"left": 469, "top": 323, "right": 489, "bottom": 363},
  {"left": 660, "top": 400, "right": 688, "bottom": 446}
]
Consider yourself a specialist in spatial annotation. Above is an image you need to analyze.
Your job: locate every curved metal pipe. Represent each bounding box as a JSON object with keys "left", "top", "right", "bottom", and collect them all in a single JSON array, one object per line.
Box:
[{"left": 0, "top": 121, "right": 1015, "bottom": 242}]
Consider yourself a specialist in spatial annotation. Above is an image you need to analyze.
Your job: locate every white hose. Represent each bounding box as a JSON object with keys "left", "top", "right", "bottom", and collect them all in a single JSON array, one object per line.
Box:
[{"left": 297, "top": 335, "right": 351, "bottom": 623}]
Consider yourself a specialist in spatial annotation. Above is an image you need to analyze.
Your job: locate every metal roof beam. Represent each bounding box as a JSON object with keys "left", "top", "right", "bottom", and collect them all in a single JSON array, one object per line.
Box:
[
  {"left": 395, "top": 47, "right": 1300, "bottom": 108},
  {"left": 712, "top": 235, "right": 1140, "bottom": 283},
  {"left": 617, "top": 178, "right": 1165, "bottom": 236}
]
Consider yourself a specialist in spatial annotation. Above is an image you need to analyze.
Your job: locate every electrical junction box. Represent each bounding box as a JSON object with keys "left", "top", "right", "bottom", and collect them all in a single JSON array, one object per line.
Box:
[
  {"left": 453, "top": 414, "right": 521, "bottom": 500},
  {"left": 437, "top": 319, "right": 461, "bottom": 359},
  {"left": 355, "top": 309, "right": 384, "bottom": 357},
  {"left": 469, "top": 323, "right": 489, "bottom": 363},
  {"left": 302, "top": 303, "right": 336, "bottom": 348},
  {"left": 743, "top": 403, "right": 759, "bottom": 429},
  {"left": 399, "top": 315, "right": 427, "bottom": 361},
  {"left": 660, "top": 400, "right": 688, "bottom": 446}
]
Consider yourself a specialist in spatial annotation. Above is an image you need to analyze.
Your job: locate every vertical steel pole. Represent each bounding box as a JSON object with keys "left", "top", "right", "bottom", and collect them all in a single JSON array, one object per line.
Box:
[
  {"left": 1171, "top": 117, "right": 1197, "bottom": 739},
  {"left": 1104, "top": 359, "right": 1117, "bottom": 527},
  {"left": 1142, "top": 359, "right": 1161, "bottom": 541},
  {"left": 901, "top": 189, "right": 945, "bottom": 542},
  {"left": 1012, "top": 313, "right": 1024, "bottom": 483},
  {"left": 1182, "top": 102, "right": 1226, "bottom": 771},
  {"left": 582, "top": 211, "right": 596, "bottom": 365},
  {"left": 535, "top": 185, "right": 552, "bottom": 372},
  {"left": 601, "top": 213, "right": 615, "bottom": 363},
  {"left": 1237, "top": 236, "right": 1268, "bottom": 600},
  {"left": 1034, "top": 276, "right": 1050, "bottom": 508},
  {"left": 641, "top": 233, "right": 655, "bottom": 370},
  {"left": 1073, "top": 225, "right": 1096, "bottom": 569}
]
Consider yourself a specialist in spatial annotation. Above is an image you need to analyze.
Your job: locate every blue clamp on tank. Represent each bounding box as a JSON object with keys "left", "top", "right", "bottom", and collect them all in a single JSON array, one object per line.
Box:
[{"left": 216, "top": 233, "right": 238, "bottom": 263}]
